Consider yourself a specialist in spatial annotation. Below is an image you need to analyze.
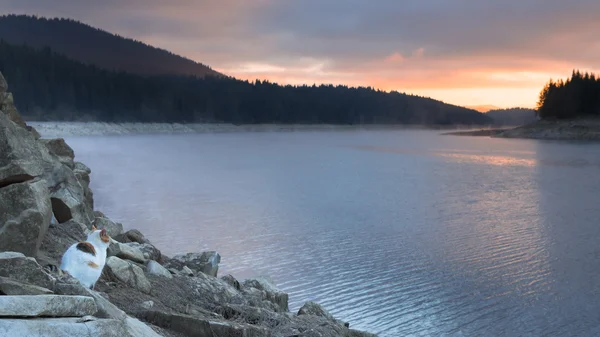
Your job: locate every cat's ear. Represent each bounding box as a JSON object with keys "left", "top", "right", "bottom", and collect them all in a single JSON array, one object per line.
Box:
[{"left": 91, "top": 224, "right": 97, "bottom": 231}]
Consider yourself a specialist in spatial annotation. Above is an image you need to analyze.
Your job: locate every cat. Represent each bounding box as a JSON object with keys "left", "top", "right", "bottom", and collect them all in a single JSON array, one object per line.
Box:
[{"left": 60, "top": 225, "right": 111, "bottom": 289}]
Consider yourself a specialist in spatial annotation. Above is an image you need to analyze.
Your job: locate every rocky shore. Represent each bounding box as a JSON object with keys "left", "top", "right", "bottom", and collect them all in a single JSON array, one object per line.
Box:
[
  {"left": 443, "top": 118, "right": 600, "bottom": 141},
  {"left": 0, "top": 71, "right": 377, "bottom": 337}
]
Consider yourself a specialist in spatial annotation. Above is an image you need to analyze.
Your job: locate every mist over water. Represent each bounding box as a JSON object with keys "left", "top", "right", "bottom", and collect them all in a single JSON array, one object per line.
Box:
[{"left": 66, "top": 130, "right": 600, "bottom": 336}]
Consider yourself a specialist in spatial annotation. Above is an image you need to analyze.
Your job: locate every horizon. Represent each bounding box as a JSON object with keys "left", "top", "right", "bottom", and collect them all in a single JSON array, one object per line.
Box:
[{"left": 1, "top": 1, "right": 598, "bottom": 109}]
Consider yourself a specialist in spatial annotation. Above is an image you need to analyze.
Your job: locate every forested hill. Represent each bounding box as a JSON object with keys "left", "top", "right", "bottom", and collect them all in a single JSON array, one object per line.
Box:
[
  {"left": 0, "top": 41, "right": 491, "bottom": 125},
  {"left": 485, "top": 108, "right": 537, "bottom": 126},
  {"left": 0, "top": 15, "right": 221, "bottom": 78}
]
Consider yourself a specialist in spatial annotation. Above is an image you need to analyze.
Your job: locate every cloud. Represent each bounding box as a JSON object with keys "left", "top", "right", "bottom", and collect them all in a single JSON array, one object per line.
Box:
[{"left": 1, "top": 0, "right": 599, "bottom": 107}]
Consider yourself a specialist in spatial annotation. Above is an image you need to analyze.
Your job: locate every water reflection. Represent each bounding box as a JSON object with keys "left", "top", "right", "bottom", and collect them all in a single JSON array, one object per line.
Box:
[{"left": 65, "top": 131, "right": 600, "bottom": 336}]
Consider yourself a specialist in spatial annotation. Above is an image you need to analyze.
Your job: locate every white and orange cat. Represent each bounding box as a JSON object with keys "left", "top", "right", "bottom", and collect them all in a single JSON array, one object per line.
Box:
[{"left": 60, "top": 225, "right": 111, "bottom": 289}]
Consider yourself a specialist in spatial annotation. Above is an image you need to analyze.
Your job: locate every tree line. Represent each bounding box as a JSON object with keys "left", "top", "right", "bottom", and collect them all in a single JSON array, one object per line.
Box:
[
  {"left": 537, "top": 70, "right": 600, "bottom": 119},
  {"left": 0, "top": 40, "right": 491, "bottom": 125}
]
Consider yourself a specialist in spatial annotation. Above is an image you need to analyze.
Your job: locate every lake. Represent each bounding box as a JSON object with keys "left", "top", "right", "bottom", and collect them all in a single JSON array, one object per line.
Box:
[{"left": 65, "top": 129, "right": 600, "bottom": 336}]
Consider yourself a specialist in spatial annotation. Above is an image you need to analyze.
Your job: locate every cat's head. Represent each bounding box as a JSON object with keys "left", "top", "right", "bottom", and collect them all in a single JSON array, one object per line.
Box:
[{"left": 88, "top": 224, "right": 111, "bottom": 246}]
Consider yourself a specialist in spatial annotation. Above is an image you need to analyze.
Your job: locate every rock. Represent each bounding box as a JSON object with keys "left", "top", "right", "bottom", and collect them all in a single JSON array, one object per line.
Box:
[
  {"left": 0, "top": 71, "right": 7, "bottom": 92},
  {"left": 93, "top": 216, "right": 123, "bottom": 237},
  {"left": 123, "top": 317, "right": 163, "bottom": 337},
  {"left": 146, "top": 260, "right": 172, "bottom": 279},
  {"left": 0, "top": 252, "right": 56, "bottom": 290},
  {"left": 105, "top": 256, "right": 151, "bottom": 294},
  {"left": 125, "top": 242, "right": 162, "bottom": 262},
  {"left": 40, "top": 138, "right": 75, "bottom": 168},
  {"left": 0, "top": 179, "right": 52, "bottom": 256},
  {"left": 208, "top": 319, "right": 272, "bottom": 337},
  {"left": 243, "top": 276, "right": 289, "bottom": 312},
  {"left": 37, "top": 219, "right": 88, "bottom": 268},
  {"left": 180, "top": 266, "right": 194, "bottom": 276},
  {"left": 0, "top": 276, "right": 54, "bottom": 295},
  {"left": 26, "top": 125, "right": 42, "bottom": 139},
  {"left": 77, "top": 315, "right": 97, "bottom": 323},
  {"left": 54, "top": 281, "right": 127, "bottom": 320},
  {"left": 0, "top": 295, "right": 97, "bottom": 317},
  {"left": 273, "top": 314, "right": 365, "bottom": 337},
  {"left": 166, "top": 251, "right": 221, "bottom": 277},
  {"left": 74, "top": 169, "right": 94, "bottom": 211},
  {"left": 0, "top": 92, "right": 27, "bottom": 128},
  {"left": 75, "top": 161, "right": 92, "bottom": 174},
  {"left": 125, "top": 229, "right": 149, "bottom": 244},
  {"left": 108, "top": 241, "right": 145, "bottom": 264},
  {"left": 140, "top": 300, "right": 155, "bottom": 310},
  {"left": 298, "top": 301, "right": 349, "bottom": 328},
  {"left": 0, "top": 317, "right": 160, "bottom": 337},
  {"left": 0, "top": 112, "right": 93, "bottom": 225},
  {"left": 141, "top": 310, "right": 215, "bottom": 337},
  {"left": 215, "top": 304, "right": 290, "bottom": 328},
  {"left": 221, "top": 274, "right": 241, "bottom": 291}
]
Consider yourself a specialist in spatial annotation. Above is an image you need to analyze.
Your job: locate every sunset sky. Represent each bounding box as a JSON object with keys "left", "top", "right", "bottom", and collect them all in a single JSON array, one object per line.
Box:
[{"left": 2, "top": 0, "right": 599, "bottom": 109}]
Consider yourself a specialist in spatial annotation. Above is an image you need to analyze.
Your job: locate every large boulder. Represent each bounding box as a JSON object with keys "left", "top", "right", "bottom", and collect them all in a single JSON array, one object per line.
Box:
[
  {"left": 54, "top": 280, "right": 127, "bottom": 320},
  {"left": 0, "top": 112, "right": 93, "bottom": 225},
  {"left": 243, "top": 276, "right": 289, "bottom": 312},
  {"left": 0, "top": 252, "right": 55, "bottom": 290},
  {"left": 105, "top": 257, "right": 151, "bottom": 294},
  {"left": 165, "top": 251, "right": 221, "bottom": 277},
  {"left": 0, "top": 178, "right": 52, "bottom": 256},
  {"left": 0, "top": 295, "right": 97, "bottom": 317},
  {"left": 113, "top": 229, "right": 150, "bottom": 244}
]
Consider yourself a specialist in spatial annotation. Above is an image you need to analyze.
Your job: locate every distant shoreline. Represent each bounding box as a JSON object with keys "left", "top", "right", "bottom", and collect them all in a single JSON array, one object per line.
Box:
[
  {"left": 442, "top": 118, "right": 600, "bottom": 141},
  {"left": 27, "top": 121, "right": 494, "bottom": 138}
]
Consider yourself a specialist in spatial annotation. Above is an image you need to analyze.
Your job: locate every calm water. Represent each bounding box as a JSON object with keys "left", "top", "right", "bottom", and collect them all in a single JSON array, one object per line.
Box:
[{"left": 65, "top": 130, "right": 600, "bottom": 336}]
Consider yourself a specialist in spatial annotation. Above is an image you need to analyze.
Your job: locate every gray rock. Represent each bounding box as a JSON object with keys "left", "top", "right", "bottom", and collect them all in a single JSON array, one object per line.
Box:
[
  {"left": 74, "top": 161, "right": 91, "bottom": 174},
  {"left": 166, "top": 251, "right": 221, "bottom": 277},
  {"left": 105, "top": 256, "right": 151, "bottom": 294},
  {"left": 0, "top": 276, "right": 54, "bottom": 295},
  {"left": 243, "top": 276, "right": 289, "bottom": 312},
  {"left": 0, "top": 92, "right": 27, "bottom": 128},
  {"left": 0, "top": 317, "right": 159, "bottom": 337},
  {"left": 39, "top": 138, "right": 75, "bottom": 168},
  {"left": 298, "top": 301, "right": 349, "bottom": 328},
  {"left": 108, "top": 241, "right": 145, "bottom": 264},
  {"left": 54, "top": 281, "right": 127, "bottom": 320},
  {"left": 220, "top": 274, "right": 241, "bottom": 291},
  {"left": 74, "top": 169, "right": 94, "bottom": 212},
  {"left": 93, "top": 216, "right": 123, "bottom": 237},
  {"left": 0, "top": 179, "right": 52, "bottom": 256},
  {"left": 0, "top": 252, "right": 56, "bottom": 290},
  {"left": 0, "top": 71, "right": 7, "bottom": 93},
  {"left": 125, "top": 242, "right": 162, "bottom": 262},
  {"left": 123, "top": 317, "right": 163, "bottom": 337},
  {"left": 140, "top": 300, "right": 155, "bottom": 310},
  {"left": 0, "top": 112, "right": 93, "bottom": 225},
  {"left": 146, "top": 260, "right": 172, "bottom": 279},
  {"left": 208, "top": 319, "right": 272, "bottom": 337},
  {"left": 0, "top": 295, "right": 96, "bottom": 317}
]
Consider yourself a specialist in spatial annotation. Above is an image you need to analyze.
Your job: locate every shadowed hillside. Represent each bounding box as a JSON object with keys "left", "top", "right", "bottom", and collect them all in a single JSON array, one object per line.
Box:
[
  {"left": 0, "top": 14, "right": 221, "bottom": 78},
  {"left": 0, "top": 40, "right": 492, "bottom": 125}
]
